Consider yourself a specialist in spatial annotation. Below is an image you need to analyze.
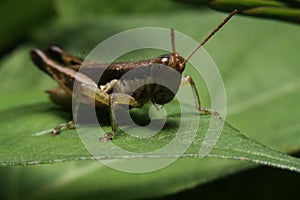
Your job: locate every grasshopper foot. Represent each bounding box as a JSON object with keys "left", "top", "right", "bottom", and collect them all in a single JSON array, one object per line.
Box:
[
  {"left": 200, "top": 108, "right": 222, "bottom": 119},
  {"left": 99, "top": 132, "right": 115, "bottom": 142},
  {"left": 51, "top": 121, "right": 75, "bottom": 136}
]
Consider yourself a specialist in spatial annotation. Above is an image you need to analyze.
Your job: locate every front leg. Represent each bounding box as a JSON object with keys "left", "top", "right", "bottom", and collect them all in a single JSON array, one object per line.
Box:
[{"left": 181, "top": 76, "right": 221, "bottom": 118}]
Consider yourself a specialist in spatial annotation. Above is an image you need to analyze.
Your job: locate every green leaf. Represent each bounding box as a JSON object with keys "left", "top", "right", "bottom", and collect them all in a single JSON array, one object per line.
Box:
[
  {"left": 1, "top": 1, "right": 300, "bottom": 199},
  {"left": 1, "top": 87, "right": 299, "bottom": 171},
  {"left": 177, "top": 0, "right": 300, "bottom": 24}
]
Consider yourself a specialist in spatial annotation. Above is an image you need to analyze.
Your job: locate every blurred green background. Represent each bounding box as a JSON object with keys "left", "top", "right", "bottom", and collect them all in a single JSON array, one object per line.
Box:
[{"left": 1, "top": 0, "right": 300, "bottom": 199}]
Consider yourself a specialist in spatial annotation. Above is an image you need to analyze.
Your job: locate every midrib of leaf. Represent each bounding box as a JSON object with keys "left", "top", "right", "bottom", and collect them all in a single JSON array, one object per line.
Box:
[{"left": 208, "top": 148, "right": 300, "bottom": 172}]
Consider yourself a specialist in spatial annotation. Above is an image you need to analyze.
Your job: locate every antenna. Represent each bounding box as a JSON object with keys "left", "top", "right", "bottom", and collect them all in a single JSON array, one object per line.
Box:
[
  {"left": 170, "top": 28, "right": 176, "bottom": 60},
  {"left": 181, "top": 9, "right": 238, "bottom": 66}
]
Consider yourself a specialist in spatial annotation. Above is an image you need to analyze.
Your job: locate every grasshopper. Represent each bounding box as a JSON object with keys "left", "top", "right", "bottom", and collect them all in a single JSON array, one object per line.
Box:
[{"left": 30, "top": 10, "right": 237, "bottom": 141}]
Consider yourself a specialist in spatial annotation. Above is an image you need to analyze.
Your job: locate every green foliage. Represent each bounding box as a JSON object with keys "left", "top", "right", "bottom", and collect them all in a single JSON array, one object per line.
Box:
[
  {"left": 177, "top": 0, "right": 300, "bottom": 24},
  {"left": 0, "top": 0, "right": 300, "bottom": 199}
]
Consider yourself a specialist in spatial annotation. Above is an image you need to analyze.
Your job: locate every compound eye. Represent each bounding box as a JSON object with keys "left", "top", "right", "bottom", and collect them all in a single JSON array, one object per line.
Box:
[{"left": 160, "top": 57, "right": 169, "bottom": 64}]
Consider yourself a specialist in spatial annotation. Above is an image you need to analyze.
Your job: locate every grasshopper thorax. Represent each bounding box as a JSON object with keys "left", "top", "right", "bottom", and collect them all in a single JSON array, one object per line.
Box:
[{"left": 157, "top": 53, "right": 186, "bottom": 74}]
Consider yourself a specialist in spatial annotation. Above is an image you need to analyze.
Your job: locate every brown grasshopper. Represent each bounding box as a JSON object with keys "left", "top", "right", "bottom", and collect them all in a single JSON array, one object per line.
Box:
[{"left": 30, "top": 10, "right": 237, "bottom": 141}]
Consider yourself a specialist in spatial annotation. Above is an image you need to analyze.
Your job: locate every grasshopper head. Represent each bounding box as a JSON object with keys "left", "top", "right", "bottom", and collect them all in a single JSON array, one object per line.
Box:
[
  {"left": 158, "top": 53, "right": 186, "bottom": 73},
  {"left": 159, "top": 10, "right": 237, "bottom": 76}
]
